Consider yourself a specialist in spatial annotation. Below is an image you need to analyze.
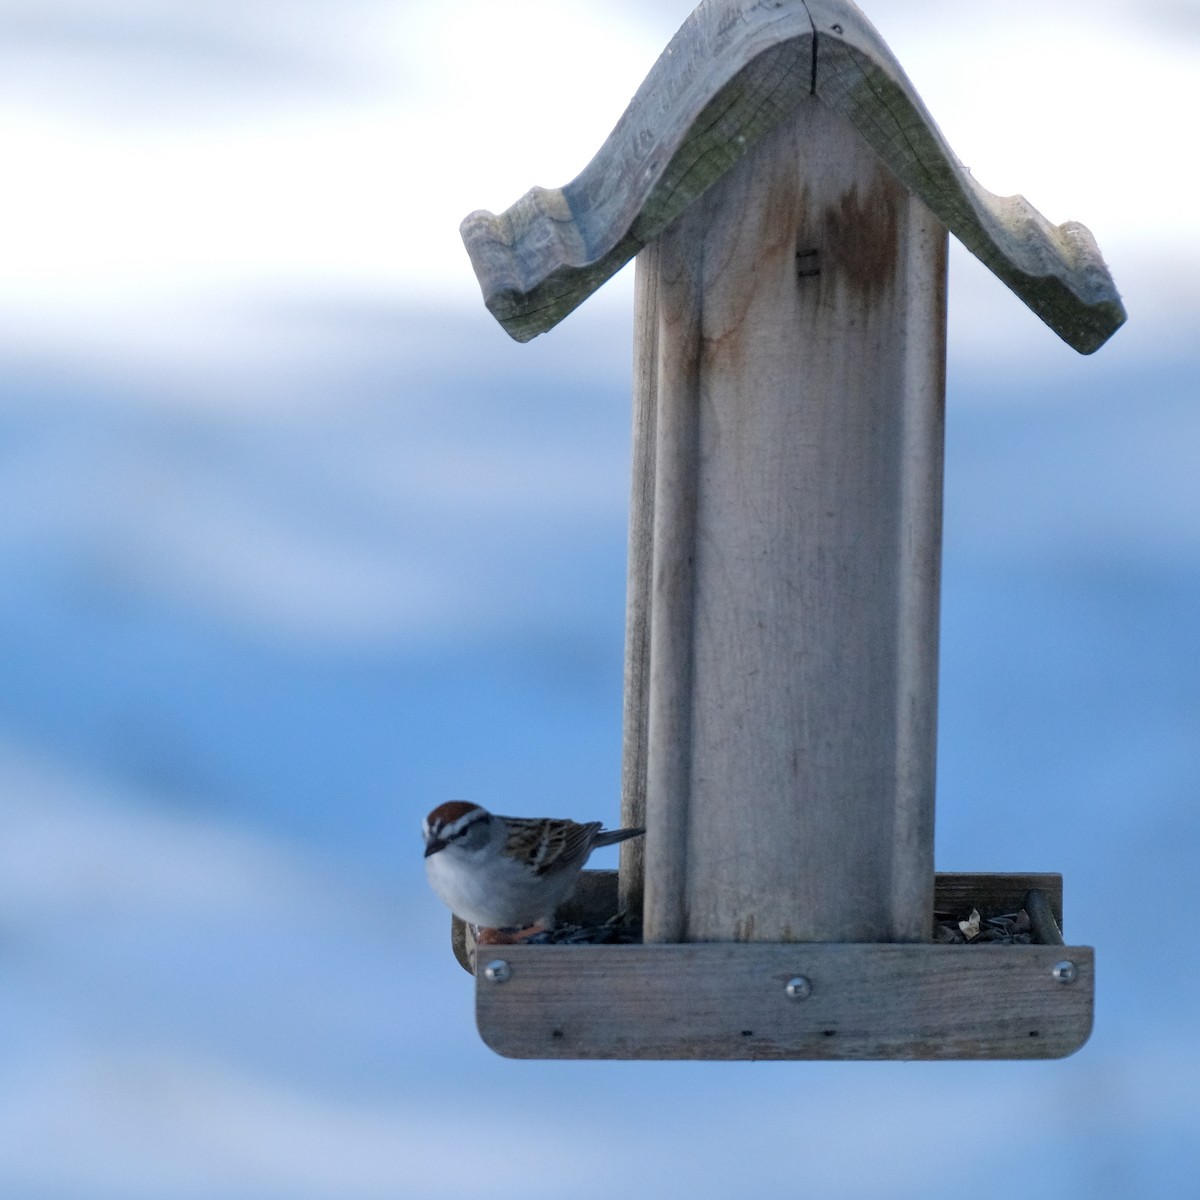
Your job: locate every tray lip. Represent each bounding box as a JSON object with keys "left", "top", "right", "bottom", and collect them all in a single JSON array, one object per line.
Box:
[{"left": 474, "top": 940, "right": 1095, "bottom": 1062}]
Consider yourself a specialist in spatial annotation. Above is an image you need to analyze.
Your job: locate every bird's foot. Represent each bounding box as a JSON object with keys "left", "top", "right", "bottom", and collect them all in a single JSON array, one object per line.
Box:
[{"left": 475, "top": 920, "right": 549, "bottom": 946}]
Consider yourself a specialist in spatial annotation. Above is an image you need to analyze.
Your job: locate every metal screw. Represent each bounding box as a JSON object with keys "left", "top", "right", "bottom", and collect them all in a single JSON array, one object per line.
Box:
[
  {"left": 1052, "top": 960, "right": 1078, "bottom": 985},
  {"left": 483, "top": 959, "right": 511, "bottom": 983},
  {"left": 785, "top": 976, "right": 812, "bottom": 1000}
]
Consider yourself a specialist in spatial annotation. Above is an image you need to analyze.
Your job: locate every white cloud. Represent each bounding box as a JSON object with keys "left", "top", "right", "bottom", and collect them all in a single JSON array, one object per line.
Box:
[
  {"left": 0, "top": 297, "right": 633, "bottom": 646},
  {"left": 0, "top": 1, "right": 1188, "bottom": 652},
  {"left": 0, "top": 1049, "right": 550, "bottom": 1200},
  {"left": 0, "top": 0, "right": 1190, "bottom": 371},
  {"left": 0, "top": 746, "right": 330, "bottom": 920}
]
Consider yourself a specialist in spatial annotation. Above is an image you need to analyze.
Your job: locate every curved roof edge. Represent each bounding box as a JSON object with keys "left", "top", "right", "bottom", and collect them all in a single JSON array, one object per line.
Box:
[{"left": 461, "top": 0, "right": 1125, "bottom": 352}]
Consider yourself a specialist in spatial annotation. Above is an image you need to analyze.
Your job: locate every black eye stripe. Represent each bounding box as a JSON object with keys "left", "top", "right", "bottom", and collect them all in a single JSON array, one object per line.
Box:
[{"left": 449, "top": 814, "right": 487, "bottom": 840}]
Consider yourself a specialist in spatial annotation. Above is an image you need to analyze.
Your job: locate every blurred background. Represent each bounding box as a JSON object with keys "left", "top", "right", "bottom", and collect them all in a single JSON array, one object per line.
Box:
[{"left": 0, "top": 1, "right": 1197, "bottom": 1196}]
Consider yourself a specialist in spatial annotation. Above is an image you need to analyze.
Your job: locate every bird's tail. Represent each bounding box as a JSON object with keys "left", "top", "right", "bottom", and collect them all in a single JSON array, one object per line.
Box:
[{"left": 593, "top": 826, "right": 644, "bottom": 848}]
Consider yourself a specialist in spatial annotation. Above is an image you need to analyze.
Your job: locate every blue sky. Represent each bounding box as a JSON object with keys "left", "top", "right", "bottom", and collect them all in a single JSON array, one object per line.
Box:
[{"left": 1, "top": 3, "right": 1198, "bottom": 1197}]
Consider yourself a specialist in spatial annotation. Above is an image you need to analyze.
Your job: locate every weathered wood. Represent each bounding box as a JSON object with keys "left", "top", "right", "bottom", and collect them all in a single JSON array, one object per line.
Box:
[
  {"left": 806, "top": 0, "right": 1124, "bottom": 353},
  {"left": 460, "top": 0, "right": 1124, "bottom": 352},
  {"left": 617, "top": 247, "right": 658, "bottom": 924},
  {"left": 626, "top": 96, "right": 944, "bottom": 946},
  {"left": 461, "top": 2, "right": 815, "bottom": 342},
  {"left": 455, "top": 0, "right": 1106, "bottom": 1062},
  {"left": 937, "top": 872, "right": 1063, "bottom": 927},
  {"left": 451, "top": 871, "right": 1065, "bottom": 973},
  {"left": 474, "top": 942, "right": 1094, "bottom": 1060}
]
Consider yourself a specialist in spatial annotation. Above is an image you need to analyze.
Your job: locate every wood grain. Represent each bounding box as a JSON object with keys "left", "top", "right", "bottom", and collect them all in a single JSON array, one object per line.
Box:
[
  {"left": 474, "top": 941, "right": 1094, "bottom": 1060},
  {"left": 936, "top": 873, "right": 1063, "bottom": 926},
  {"left": 617, "top": 246, "right": 661, "bottom": 924},
  {"left": 460, "top": 0, "right": 1124, "bottom": 352},
  {"left": 630, "top": 97, "right": 945, "bottom": 946},
  {"left": 461, "top": 1, "right": 815, "bottom": 342}
]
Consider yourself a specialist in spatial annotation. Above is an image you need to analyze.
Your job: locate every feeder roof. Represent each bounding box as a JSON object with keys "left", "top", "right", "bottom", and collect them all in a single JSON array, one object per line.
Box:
[{"left": 460, "top": 0, "right": 1125, "bottom": 353}]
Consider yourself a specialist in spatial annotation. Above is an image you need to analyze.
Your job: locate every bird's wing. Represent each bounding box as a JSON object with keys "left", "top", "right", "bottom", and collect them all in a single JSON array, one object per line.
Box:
[{"left": 502, "top": 817, "right": 601, "bottom": 877}]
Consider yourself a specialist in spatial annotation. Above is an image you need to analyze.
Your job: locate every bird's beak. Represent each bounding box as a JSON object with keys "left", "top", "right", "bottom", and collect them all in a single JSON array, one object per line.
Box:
[{"left": 423, "top": 837, "right": 447, "bottom": 858}]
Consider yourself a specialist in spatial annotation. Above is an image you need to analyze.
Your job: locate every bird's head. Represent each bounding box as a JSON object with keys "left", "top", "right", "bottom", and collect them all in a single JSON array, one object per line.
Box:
[{"left": 423, "top": 801, "right": 492, "bottom": 858}]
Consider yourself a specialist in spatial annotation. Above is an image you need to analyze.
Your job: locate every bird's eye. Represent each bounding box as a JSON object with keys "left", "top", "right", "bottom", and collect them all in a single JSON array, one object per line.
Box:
[{"left": 448, "top": 816, "right": 483, "bottom": 841}]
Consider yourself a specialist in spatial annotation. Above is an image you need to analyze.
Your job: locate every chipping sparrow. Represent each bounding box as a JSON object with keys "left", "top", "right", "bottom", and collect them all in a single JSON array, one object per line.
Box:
[{"left": 423, "top": 801, "right": 643, "bottom": 933}]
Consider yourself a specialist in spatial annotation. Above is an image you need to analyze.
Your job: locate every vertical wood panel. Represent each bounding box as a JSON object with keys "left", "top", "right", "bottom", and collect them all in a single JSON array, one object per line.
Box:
[
  {"left": 888, "top": 190, "right": 947, "bottom": 939},
  {"left": 618, "top": 247, "right": 660, "bottom": 921},
  {"left": 640, "top": 227, "right": 706, "bottom": 944},
  {"left": 630, "top": 96, "right": 948, "bottom": 944}
]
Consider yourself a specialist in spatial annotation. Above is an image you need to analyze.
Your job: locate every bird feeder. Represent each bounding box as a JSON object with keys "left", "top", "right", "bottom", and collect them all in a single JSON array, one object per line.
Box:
[{"left": 452, "top": 0, "right": 1124, "bottom": 1060}]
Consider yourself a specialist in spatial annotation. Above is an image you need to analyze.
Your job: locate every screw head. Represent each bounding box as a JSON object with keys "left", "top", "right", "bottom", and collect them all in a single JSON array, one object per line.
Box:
[
  {"left": 1052, "top": 960, "right": 1078, "bottom": 985},
  {"left": 785, "top": 976, "right": 812, "bottom": 1000},
  {"left": 483, "top": 959, "right": 512, "bottom": 983}
]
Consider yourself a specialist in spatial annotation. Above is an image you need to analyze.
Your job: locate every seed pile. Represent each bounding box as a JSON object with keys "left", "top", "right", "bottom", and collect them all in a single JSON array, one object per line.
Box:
[
  {"left": 933, "top": 907, "right": 1034, "bottom": 944},
  {"left": 521, "top": 907, "right": 1040, "bottom": 946}
]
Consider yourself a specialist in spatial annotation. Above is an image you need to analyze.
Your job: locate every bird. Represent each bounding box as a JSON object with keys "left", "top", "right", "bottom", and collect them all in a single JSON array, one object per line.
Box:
[{"left": 423, "top": 801, "right": 643, "bottom": 941}]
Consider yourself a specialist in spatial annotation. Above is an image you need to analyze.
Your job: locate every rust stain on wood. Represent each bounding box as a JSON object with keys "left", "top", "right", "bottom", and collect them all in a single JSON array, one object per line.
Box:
[{"left": 821, "top": 172, "right": 903, "bottom": 297}]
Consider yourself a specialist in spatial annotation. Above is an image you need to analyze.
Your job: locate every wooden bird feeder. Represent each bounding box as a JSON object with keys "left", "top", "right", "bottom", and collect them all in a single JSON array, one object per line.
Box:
[{"left": 453, "top": 0, "right": 1124, "bottom": 1060}]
